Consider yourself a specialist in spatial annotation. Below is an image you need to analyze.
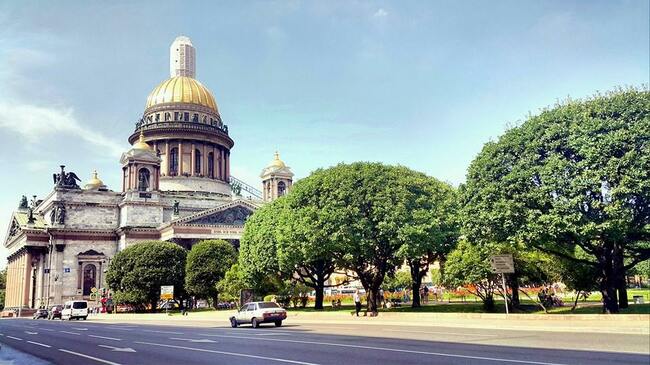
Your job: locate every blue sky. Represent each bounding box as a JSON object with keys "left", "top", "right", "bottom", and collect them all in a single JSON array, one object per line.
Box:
[{"left": 0, "top": 1, "right": 648, "bottom": 266}]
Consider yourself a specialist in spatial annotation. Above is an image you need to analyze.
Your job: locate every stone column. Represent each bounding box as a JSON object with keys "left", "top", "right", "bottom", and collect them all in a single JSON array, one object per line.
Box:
[
  {"left": 191, "top": 142, "right": 196, "bottom": 176},
  {"left": 23, "top": 252, "right": 31, "bottom": 307},
  {"left": 178, "top": 141, "right": 183, "bottom": 175},
  {"left": 165, "top": 140, "right": 170, "bottom": 175},
  {"left": 202, "top": 143, "right": 207, "bottom": 176}
]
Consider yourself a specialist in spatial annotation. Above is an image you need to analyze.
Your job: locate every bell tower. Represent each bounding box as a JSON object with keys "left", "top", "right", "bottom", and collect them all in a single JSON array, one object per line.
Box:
[
  {"left": 120, "top": 131, "right": 161, "bottom": 192},
  {"left": 260, "top": 152, "right": 294, "bottom": 202}
]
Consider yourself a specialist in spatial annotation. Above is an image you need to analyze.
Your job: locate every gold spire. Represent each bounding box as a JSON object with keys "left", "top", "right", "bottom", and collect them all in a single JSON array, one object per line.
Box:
[
  {"left": 84, "top": 170, "right": 105, "bottom": 190},
  {"left": 133, "top": 130, "right": 151, "bottom": 150},
  {"left": 269, "top": 151, "right": 286, "bottom": 168}
]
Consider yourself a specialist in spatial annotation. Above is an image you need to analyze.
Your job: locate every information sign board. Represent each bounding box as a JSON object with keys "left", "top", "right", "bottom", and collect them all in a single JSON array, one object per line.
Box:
[
  {"left": 489, "top": 254, "right": 515, "bottom": 274},
  {"left": 160, "top": 285, "right": 174, "bottom": 300}
]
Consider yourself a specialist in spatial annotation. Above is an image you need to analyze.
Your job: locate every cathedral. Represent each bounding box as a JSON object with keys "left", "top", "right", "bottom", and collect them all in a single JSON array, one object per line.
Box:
[{"left": 3, "top": 36, "right": 294, "bottom": 311}]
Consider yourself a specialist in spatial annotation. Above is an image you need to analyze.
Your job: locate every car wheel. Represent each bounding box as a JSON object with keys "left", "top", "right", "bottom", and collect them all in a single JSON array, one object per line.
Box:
[
  {"left": 274, "top": 320, "right": 282, "bottom": 327},
  {"left": 82, "top": 316, "right": 87, "bottom": 320},
  {"left": 230, "top": 318, "right": 238, "bottom": 328},
  {"left": 251, "top": 318, "right": 259, "bottom": 328}
]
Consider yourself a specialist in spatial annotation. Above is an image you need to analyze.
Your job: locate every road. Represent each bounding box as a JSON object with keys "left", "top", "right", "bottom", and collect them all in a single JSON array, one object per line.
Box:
[{"left": 0, "top": 318, "right": 648, "bottom": 365}]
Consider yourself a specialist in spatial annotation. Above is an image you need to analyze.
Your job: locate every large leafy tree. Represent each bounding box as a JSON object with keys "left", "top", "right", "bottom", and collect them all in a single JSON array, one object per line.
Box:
[
  {"left": 461, "top": 88, "right": 650, "bottom": 313},
  {"left": 289, "top": 162, "right": 450, "bottom": 313},
  {"left": 106, "top": 241, "right": 186, "bottom": 312},
  {"left": 185, "top": 240, "right": 237, "bottom": 308},
  {"left": 394, "top": 173, "right": 459, "bottom": 307}
]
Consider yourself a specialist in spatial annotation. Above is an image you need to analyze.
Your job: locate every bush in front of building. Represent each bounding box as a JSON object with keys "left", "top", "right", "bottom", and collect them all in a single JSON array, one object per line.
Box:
[
  {"left": 185, "top": 239, "right": 237, "bottom": 309},
  {"left": 106, "top": 240, "right": 187, "bottom": 312}
]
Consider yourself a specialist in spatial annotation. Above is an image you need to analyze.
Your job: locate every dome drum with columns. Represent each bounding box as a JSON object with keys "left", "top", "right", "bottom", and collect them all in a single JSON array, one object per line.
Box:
[{"left": 2, "top": 36, "right": 293, "bottom": 312}]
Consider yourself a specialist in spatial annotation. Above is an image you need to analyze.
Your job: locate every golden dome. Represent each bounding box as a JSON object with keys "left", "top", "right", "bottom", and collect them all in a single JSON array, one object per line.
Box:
[
  {"left": 145, "top": 76, "right": 218, "bottom": 112},
  {"left": 133, "top": 130, "right": 152, "bottom": 150},
  {"left": 269, "top": 151, "right": 286, "bottom": 168},
  {"left": 84, "top": 170, "right": 105, "bottom": 190}
]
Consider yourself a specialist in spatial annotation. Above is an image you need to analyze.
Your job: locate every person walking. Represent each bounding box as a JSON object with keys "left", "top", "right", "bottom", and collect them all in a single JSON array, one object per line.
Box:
[{"left": 353, "top": 290, "right": 362, "bottom": 317}]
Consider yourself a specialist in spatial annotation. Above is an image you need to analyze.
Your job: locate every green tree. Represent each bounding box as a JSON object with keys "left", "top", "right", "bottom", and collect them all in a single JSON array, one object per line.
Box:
[
  {"left": 0, "top": 268, "right": 5, "bottom": 311},
  {"left": 394, "top": 173, "right": 459, "bottom": 307},
  {"left": 382, "top": 271, "right": 412, "bottom": 292},
  {"left": 185, "top": 240, "right": 237, "bottom": 308},
  {"left": 106, "top": 241, "right": 186, "bottom": 312},
  {"left": 461, "top": 88, "right": 650, "bottom": 313},
  {"left": 217, "top": 264, "right": 247, "bottom": 303},
  {"left": 444, "top": 239, "right": 500, "bottom": 310}
]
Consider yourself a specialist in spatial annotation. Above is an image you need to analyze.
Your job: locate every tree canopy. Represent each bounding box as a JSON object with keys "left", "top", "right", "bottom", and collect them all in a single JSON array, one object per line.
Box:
[
  {"left": 106, "top": 241, "right": 186, "bottom": 311},
  {"left": 461, "top": 88, "right": 650, "bottom": 313},
  {"left": 185, "top": 239, "right": 237, "bottom": 308}
]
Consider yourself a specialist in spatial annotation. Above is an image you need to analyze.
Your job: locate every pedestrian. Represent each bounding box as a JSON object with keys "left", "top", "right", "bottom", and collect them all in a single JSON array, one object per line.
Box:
[
  {"left": 353, "top": 290, "right": 362, "bottom": 317},
  {"left": 423, "top": 285, "right": 429, "bottom": 304}
]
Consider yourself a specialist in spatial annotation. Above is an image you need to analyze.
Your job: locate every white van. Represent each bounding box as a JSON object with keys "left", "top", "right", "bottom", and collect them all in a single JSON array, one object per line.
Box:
[{"left": 61, "top": 300, "right": 88, "bottom": 321}]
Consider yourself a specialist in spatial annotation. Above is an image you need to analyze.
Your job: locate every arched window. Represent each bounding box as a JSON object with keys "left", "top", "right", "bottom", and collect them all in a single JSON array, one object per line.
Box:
[
  {"left": 278, "top": 181, "right": 286, "bottom": 197},
  {"left": 138, "top": 168, "right": 150, "bottom": 191},
  {"left": 169, "top": 147, "right": 179, "bottom": 175},
  {"left": 82, "top": 264, "right": 96, "bottom": 296},
  {"left": 195, "top": 149, "right": 202, "bottom": 174},
  {"left": 207, "top": 152, "right": 214, "bottom": 178}
]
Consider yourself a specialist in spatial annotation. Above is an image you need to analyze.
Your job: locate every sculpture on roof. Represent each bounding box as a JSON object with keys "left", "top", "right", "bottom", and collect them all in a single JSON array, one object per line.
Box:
[
  {"left": 53, "top": 165, "right": 81, "bottom": 189},
  {"left": 19, "top": 195, "right": 28, "bottom": 209}
]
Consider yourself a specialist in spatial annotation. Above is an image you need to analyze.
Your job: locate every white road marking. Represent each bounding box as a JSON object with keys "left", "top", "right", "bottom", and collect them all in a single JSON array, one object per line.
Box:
[
  {"left": 98, "top": 344, "right": 136, "bottom": 352},
  {"left": 256, "top": 333, "right": 292, "bottom": 336},
  {"left": 40, "top": 328, "right": 55, "bottom": 332},
  {"left": 169, "top": 337, "right": 217, "bottom": 343},
  {"left": 89, "top": 335, "right": 122, "bottom": 341},
  {"left": 59, "top": 349, "right": 122, "bottom": 365},
  {"left": 72, "top": 327, "right": 88, "bottom": 331},
  {"left": 142, "top": 329, "right": 184, "bottom": 335},
  {"left": 27, "top": 340, "right": 51, "bottom": 348},
  {"left": 382, "top": 329, "right": 497, "bottom": 337},
  {"left": 198, "top": 334, "right": 570, "bottom": 365},
  {"left": 59, "top": 330, "right": 81, "bottom": 335},
  {"left": 6, "top": 335, "right": 22, "bottom": 341},
  {"left": 135, "top": 341, "right": 318, "bottom": 365},
  {"left": 25, "top": 331, "right": 38, "bottom": 335}
]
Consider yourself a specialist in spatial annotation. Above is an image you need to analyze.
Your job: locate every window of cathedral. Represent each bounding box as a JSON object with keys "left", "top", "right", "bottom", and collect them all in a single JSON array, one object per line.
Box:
[
  {"left": 208, "top": 152, "right": 214, "bottom": 178},
  {"left": 184, "top": 112, "right": 190, "bottom": 121},
  {"left": 138, "top": 168, "right": 150, "bottom": 191},
  {"left": 195, "top": 149, "right": 202, "bottom": 174},
  {"left": 170, "top": 148, "right": 179, "bottom": 176},
  {"left": 278, "top": 181, "right": 286, "bottom": 197}
]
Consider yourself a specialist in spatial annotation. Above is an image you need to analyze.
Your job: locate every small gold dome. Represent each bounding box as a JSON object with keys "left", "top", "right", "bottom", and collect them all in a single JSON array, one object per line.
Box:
[
  {"left": 84, "top": 170, "right": 105, "bottom": 190},
  {"left": 145, "top": 76, "right": 218, "bottom": 112},
  {"left": 133, "top": 130, "right": 152, "bottom": 150},
  {"left": 269, "top": 151, "right": 286, "bottom": 168}
]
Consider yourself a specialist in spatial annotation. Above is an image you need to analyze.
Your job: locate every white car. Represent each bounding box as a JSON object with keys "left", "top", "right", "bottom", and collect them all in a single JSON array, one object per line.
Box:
[
  {"left": 230, "top": 301, "right": 287, "bottom": 328},
  {"left": 61, "top": 300, "right": 89, "bottom": 321}
]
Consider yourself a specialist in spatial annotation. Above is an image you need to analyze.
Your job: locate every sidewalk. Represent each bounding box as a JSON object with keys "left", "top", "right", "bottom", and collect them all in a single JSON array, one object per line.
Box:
[{"left": 90, "top": 310, "right": 650, "bottom": 335}]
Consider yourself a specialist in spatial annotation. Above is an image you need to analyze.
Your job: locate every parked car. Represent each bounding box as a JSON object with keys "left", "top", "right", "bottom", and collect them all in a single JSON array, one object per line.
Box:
[
  {"left": 61, "top": 300, "right": 88, "bottom": 320},
  {"left": 230, "top": 301, "right": 287, "bottom": 328},
  {"left": 32, "top": 309, "right": 48, "bottom": 319},
  {"left": 48, "top": 305, "right": 63, "bottom": 320}
]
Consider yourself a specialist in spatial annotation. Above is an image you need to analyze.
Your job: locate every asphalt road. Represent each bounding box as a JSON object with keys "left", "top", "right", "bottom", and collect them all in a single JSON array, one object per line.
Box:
[{"left": 0, "top": 318, "right": 648, "bottom": 365}]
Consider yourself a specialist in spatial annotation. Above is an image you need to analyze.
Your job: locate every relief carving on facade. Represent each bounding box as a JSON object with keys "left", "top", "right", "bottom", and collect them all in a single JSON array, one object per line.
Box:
[{"left": 190, "top": 206, "right": 252, "bottom": 226}]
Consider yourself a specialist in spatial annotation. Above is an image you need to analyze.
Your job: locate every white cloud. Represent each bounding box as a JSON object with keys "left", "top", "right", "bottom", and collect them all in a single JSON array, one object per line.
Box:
[
  {"left": 0, "top": 101, "right": 125, "bottom": 157},
  {"left": 373, "top": 8, "right": 388, "bottom": 18}
]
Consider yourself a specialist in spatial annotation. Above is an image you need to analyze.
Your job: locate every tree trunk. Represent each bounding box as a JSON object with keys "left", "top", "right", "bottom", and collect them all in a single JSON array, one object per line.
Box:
[
  {"left": 314, "top": 278, "right": 325, "bottom": 310},
  {"left": 151, "top": 299, "right": 158, "bottom": 313},
  {"left": 614, "top": 248, "right": 628, "bottom": 309},
  {"left": 571, "top": 290, "right": 581, "bottom": 312},
  {"left": 410, "top": 261, "right": 422, "bottom": 308},
  {"left": 507, "top": 272, "right": 520, "bottom": 308},
  {"left": 366, "top": 288, "right": 380, "bottom": 314},
  {"left": 600, "top": 250, "right": 619, "bottom": 314},
  {"left": 212, "top": 293, "right": 219, "bottom": 309}
]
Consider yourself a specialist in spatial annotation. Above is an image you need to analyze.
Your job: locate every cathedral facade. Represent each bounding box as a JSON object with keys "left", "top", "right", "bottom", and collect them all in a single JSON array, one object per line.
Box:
[{"left": 3, "top": 36, "right": 293, "bottom": 311}]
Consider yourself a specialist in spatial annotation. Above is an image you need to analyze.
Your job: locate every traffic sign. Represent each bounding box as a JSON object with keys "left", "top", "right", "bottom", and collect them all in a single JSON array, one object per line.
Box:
[
  {"left": 91, "top": 287, "right": 98, "bottom": 293},
  {"left": 490, "top": 254, "right": 515, "bottom": 273},
  {"left": 160, "top": 285, "right": 174, "bottom": 300}
]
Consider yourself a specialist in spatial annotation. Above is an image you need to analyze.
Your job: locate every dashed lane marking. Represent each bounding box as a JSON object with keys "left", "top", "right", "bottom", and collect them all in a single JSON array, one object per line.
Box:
[
  {"left": 27, "top": 341, "right": 51, "bottom": 348},
  {"left": 197, "top": 333, "right": 571, "bottom": 365},
  {"left": 382, "top": 329, "right": 497, "bottom": 337},
  {"left": 58, "top": 349, "right": 122, "bottom": 365},
  {"left": 142, "top": 329, "right": 184, "bottom": 335},
  {"left": 72, "top": 327, "right": 89, "bottom": 331},
  {"left": 40, "top": 328, "right": 55, "bottom": 331},
  {"left": 135, "top": 341, "right": 318, "bottom": 365},
  {"left": 89, "top": 335, "right": 122, "bottom": 341},
  {"left": 59, "top": 330, "right": 81, "bottom": 335},
  {"left": 6, "top": 336, "right": 22, "bottom": 341}
]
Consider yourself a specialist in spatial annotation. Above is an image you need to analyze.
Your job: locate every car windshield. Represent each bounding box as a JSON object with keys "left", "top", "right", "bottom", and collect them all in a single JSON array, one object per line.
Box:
[
  {"left": 72, "top": 302, "right": 87, "bottom": 309},
  {"left": 258, "top": 302, "right": 280, "bottom": 309}
]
